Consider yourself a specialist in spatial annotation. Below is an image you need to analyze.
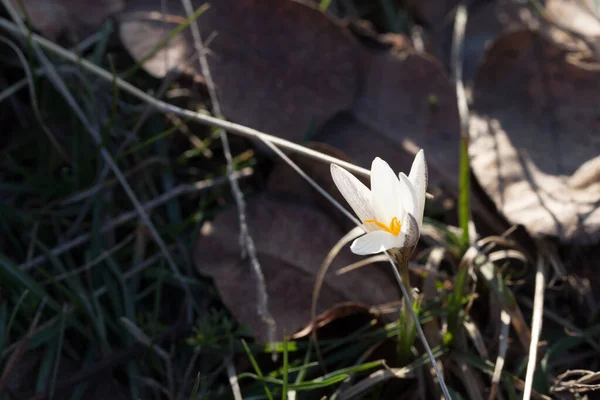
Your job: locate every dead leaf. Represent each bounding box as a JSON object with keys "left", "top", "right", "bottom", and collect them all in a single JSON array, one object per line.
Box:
[
  {"left": 118, "top": 1, "right": 465, "bottom": 191},
  {"left": 119, "top": 0, "right": 360, "bottom": 143},
  {"left": 10, "top": 0, "right": 123, "bottom": 41},
  {"left": 458, "top": 0, "right": 600, "bottom": 84},
  {"left": 194, "top": 194, "right": 400, "bottom": 342},
  {"left": 470, "top": 30, "right": 600, "bottom": 244},
  {"left": 351, "top": 50, "right": 461, "bottom": 189},
  {"left": 119, "top": 15, "right": 198, "bottom": 78},
  {"left": 264, "top": 41, "right": 464, "bottom": 210}
]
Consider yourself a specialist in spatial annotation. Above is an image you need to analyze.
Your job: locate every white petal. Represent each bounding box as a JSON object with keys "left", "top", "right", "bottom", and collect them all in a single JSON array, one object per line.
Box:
[
  {"left": 398, "top": 172, "right": 417, "bottom": 217},
  {"left": 330, "top": 164, "right": 374, "bottom": 222},
  {"left": 407, "top": 150, "right": 427, "bottom": 228},
  {"left": 350, "top": 230, "right": 405, "bottom": 255},
  {"left": 370, "top": 158, "right": 403, "bottom": 224}
]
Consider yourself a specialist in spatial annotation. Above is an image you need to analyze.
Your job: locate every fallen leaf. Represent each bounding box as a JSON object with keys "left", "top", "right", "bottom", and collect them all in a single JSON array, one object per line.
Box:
[
  {"left": 194, "top": 194, "right": 400, "bottom": 342},
  {"left": 350, "top": 50, "right": 461, "bottom": 189},
  {"left": 119, "top": 14, "right": 198, "bottom": 78},
  {"left": 119, "top": 0, "right": 360, "bottom": 143},
  {"left": 9, "top": 0, "right": 123, "bottom": 41},
  {"left": 470, "top": 30, "right": 600, "bottom": 244},
  {"left": 456, "top": 0, "right": 600, "bottom": 83},
  {"left": 118, "top": 1, "right": 465, "bottom": 192}
]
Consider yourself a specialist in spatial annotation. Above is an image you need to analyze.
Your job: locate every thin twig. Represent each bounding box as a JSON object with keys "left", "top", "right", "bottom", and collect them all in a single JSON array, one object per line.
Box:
[
  {"left": 0, "top": 26, "right": 106, "bottom": 105},
  {"left": 262, "top": 140, "right": 359, "bottom": 225},
  {"left": 180, "top": 0, "right": 276, "bottom": 343}
]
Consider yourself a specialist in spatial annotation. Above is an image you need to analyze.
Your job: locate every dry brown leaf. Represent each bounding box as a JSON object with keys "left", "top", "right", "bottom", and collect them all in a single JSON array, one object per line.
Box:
[
  {"left": 470, "top": 30, "right": 600, "bottom": 244},
  {"left": 9, "top": 0, "right": 123, "bottom": 40},
  {"left": 315, "top": 50, "right": 461, "bottom": 195},
  {"left": 351, "top": 50, "right": 461, "bottom": 189},
  {"left": 118, "top": 1, "right": 464, "bottom": 191},
  {"left": 119, "top": 15, "right": 198, "bottom": 78},
  {"left": 119, "top": 0, "right": 359, "bottom": 143},
  {"left": 443, "top": 0, "right": 600, "bottom": 84},
  {"left": 194, "top": 194, "right": 400, "bottom": 342}
]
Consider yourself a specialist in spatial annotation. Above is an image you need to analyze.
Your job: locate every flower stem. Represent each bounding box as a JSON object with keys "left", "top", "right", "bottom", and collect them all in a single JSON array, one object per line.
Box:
[
  {"left": 391, "top": 249, "right": 413, "bottom": 306},
  {"left": 386, "top": 251, "right": 453, "bottom": 399},
  {"left": 391, "top": 248, "right": 415, "bottom": 364}
]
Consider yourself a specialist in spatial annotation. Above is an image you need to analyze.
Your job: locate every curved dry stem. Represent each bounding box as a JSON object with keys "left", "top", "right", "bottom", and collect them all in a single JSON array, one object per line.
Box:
[
  {"left": 336, "top": 254, "right": 388, "bottom": 275},
  {"left": 310, "top": 226, "right": 365, "bottom": 373}
]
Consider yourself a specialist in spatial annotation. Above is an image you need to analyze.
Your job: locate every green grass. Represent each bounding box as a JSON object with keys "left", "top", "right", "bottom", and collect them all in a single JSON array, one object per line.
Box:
[{"left": 0, "top": 0, "right": 598, "bottom": 399}]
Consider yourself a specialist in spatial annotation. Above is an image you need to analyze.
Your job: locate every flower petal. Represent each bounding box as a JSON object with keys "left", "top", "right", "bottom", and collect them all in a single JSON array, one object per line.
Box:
[
  {"left": 407, "top": 150, "right": 427, "bottom": 228},
  {"left": 398, "top": 172, "right": 417, "bottom": 218},
  {"left": 402, "top": 212, "right": 420, "bottom": 250},
  {"left": 371, "top": 157, "right": 402, "bottom": 224},
  {"left": 330, "top": 164, "right": 374, "bottom": 222},
  {"left": 350, "top": 230, "right": 404, "bottom": 255}
]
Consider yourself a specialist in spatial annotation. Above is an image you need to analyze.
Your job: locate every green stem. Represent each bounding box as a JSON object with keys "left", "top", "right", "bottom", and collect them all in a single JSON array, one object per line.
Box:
[
  {"left": 458, "top": 136, "right": 470, "bottom": 253},
  {"left": 394, "top": 249, "right": 413, "bottom": 305},
  {"left": 392, "top": 249, "right": 416, "bottom": 364}
]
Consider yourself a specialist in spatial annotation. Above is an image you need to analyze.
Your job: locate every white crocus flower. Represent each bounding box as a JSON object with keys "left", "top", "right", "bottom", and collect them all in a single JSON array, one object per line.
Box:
[{"left": 330, "top": 150, "right": 428, "bottom": 255}]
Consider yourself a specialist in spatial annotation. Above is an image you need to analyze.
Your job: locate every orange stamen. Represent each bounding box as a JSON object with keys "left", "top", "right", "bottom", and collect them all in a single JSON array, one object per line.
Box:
[{"left": 364, "top": 217, "right": 401, "bottom": 236}]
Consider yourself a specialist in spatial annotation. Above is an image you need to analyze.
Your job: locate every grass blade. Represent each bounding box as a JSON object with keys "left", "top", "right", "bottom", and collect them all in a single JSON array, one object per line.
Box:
[{"left": 241, "top": 339, "right": 273, "bottom": 400}]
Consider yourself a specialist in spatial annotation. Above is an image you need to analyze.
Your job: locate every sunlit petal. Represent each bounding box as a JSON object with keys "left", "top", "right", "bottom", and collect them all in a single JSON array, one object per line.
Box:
[
  {"left": 371, "top": 157, "right": 402, "bottom": 223},
  {"left": 408, "top": 150, "right": 427, "bottom": 228},
  {"left": 398, "top": 172, "right": 417, "bottom": 218},
  {"left": 330, "top": 164, "right": 374, "bottom": 222},
  {"left": 350, "top": 230, "right": 405, "bottom": 255}
]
